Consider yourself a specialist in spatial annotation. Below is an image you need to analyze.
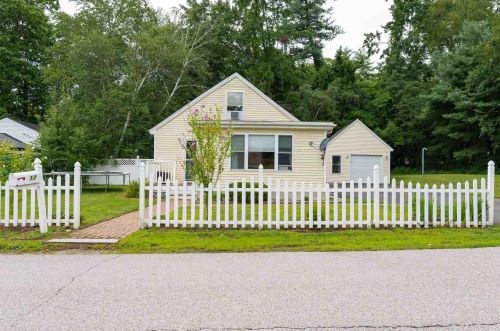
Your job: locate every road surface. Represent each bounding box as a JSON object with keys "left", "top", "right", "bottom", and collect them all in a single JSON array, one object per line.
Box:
[{"left": 1, "top": 249, "right": 499, "bottom": 330}]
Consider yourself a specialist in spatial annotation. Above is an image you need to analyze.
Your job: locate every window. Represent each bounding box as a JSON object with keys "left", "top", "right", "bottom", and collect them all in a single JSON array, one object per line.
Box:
[
  {"left": 231, "top": 135, "right": 245, "bottom": 169},
  {"left": 185, "top": 141, "right": 196, "bottom": 180},
  {"left": 248, "top": 135, "right": 275, "bottom": 169},
  {"left": 332, "top": 155, "right": 341, "bottom": 174},
  {"left": 278, "top": 135, "right": 292, "bottom": 170},
  {"left": 227, "top": 92, "right": 243, "bottom": 112},
  {"left": 230, "top": 134, "right": 293, "bottom": 171}
]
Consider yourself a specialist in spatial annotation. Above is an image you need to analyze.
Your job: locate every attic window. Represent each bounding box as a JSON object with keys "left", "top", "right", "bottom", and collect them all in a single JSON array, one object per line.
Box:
[{"left": 227, "top": 92, "right": 243, "bottom": 112}]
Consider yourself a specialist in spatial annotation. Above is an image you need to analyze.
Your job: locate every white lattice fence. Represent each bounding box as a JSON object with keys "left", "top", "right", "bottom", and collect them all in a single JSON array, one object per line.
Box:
[{"left": 138, "top": 161, "right": 495, "bottom": 229}]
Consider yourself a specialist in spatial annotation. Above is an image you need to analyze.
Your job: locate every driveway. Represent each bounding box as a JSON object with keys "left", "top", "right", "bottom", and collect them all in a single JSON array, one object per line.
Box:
[{"left": 1, "top": 249, "right": 499, "bottom": 330}]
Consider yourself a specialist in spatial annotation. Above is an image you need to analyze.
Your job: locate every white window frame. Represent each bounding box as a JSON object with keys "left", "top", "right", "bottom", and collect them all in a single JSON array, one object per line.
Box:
[
  {"left": 225, "top": 91, "right": 245, "bottom": 120},
  {"left": 229, "top": 133, "right": 294, "bottom": 171}
]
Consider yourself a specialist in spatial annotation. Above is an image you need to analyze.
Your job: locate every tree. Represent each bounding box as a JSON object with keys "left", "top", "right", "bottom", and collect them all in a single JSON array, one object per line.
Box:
[
  {"left": 41, "top": 0, "right": 211, "bottom": 167},
  {"left": 425, "top": 20, "right": 500, "bottom": 169},
  {"left": 0, "top": 0, "right": 58, "bottom": 121},
  {"left": 182, "top": 107, "right": 232, "bottom": 186},
  {"left": 285, "top": 0, "right": 342, "bottom": 69}
]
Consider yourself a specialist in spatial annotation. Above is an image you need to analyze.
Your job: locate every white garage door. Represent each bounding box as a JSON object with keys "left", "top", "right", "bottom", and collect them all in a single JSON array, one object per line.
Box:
[{"left": 350, "top": 155, "right": 383, "bottom": 182}]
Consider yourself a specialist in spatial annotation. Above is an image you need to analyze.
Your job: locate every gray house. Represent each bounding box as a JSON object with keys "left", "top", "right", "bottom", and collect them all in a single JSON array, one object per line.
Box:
[{"left": 0, "top": 117, "right": 39, "bottom": 149}]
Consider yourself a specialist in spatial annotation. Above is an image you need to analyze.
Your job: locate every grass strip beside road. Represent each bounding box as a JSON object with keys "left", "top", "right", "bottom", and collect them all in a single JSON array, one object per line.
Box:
[{"left": 117, "top": 226, "right": 500, "bottom": 253}]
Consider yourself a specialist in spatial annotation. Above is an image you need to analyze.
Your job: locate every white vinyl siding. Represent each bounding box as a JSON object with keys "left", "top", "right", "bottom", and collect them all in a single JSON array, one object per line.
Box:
[{"left": 325, "top": 121, "right": 391, "bottom": 183}]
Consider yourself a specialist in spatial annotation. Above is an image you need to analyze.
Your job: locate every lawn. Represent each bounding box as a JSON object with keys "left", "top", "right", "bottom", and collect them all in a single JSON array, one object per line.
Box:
[
  {"left": 393, "top": 173, "right": 500, "bottom": 198},
  {"left": 116, "top": 226, "right": 500, "bottom": 253},
  {"left": 0, "top": 185, "right": 140, "bottom": 252},
  {"left": 0, "top": 185, "right": 139, "bottom": 228}
]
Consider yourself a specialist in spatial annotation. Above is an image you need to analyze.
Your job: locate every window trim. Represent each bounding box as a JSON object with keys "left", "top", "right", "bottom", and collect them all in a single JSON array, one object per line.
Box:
[
  {"left": 229, "top": 133, "right": 294, "bottom": 171},
  {"left": 225, "top": 91, "right": 245, "bottom": 120},
  {"left": 332, "top": 155, "right": 341, "bottom": 174}
]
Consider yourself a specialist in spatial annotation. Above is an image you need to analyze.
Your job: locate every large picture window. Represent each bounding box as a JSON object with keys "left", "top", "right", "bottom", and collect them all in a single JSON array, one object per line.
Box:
[
  {"left": 231, "top": 135, "right": 245, "bottom": 169},
  {"left": 230, "top": 134, "right": 293, "bottom": 171},
  {"left": 248, "top": 135, "right": 275, "bottom": 169}
]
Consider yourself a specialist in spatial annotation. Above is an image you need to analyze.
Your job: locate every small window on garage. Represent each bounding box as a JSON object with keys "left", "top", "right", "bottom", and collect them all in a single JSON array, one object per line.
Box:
[{"left": 332, "top": 155, "right": 341, "bottom": 174}]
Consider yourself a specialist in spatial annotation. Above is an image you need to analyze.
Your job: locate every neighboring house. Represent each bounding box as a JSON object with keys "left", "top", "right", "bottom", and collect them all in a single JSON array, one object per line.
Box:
[
  {"left": 150, "top": 73, "right": 333, "bottom": 184},
  {"left": 323, "top": 119, "right": 392, "bottom": 183},
  {"left": 0, "top": 117, "right": 39, "bottom": 149}
]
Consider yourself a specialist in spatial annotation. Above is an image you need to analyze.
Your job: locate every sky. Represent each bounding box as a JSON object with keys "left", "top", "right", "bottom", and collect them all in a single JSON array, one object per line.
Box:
[{"left": 59, "top": 0, "right": 392, "bottom": 58}]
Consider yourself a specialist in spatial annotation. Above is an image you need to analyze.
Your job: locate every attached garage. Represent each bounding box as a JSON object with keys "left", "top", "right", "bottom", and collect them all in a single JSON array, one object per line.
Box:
[{"left": 323, "top": 119, "right": 392, "bottom": 183}]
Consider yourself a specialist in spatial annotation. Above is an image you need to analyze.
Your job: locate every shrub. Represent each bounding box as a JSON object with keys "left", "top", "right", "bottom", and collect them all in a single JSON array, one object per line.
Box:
[
  {"left": 0, "top": 141, "right": 35, "bottom": 182},
  {"left": 124, "top": 180, "right": 140, "bottom": 198}
]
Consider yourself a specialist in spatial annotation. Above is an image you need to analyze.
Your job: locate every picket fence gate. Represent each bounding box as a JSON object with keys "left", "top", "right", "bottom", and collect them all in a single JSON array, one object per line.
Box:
[
  {"left": 138, "top": 161, "right": 496, "bottom": 229},
  {"left": 0, "top": 159, "right": 81, "bottom": 230}
]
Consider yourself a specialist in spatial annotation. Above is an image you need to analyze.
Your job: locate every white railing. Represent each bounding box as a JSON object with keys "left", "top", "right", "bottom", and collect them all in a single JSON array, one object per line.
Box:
[
  {"left": 0, "top": 159, "right": 81, "bottom": 230},
  {"left": 138, "top": 161, "right": 495, "bottom": 229},
  {"left": 146, "top": 160, "right": 176, "bottom": 183}
]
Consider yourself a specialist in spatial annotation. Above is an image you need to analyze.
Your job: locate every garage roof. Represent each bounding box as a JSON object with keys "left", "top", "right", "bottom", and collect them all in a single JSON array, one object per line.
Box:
[{"left": 327, "top": 119, "right": 393, "bottom": 151}]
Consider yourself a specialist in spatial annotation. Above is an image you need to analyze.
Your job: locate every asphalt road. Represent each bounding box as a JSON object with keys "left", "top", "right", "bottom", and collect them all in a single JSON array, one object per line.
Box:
[{"left": 1, "top": 249, "right": 499, "bottom": 331}]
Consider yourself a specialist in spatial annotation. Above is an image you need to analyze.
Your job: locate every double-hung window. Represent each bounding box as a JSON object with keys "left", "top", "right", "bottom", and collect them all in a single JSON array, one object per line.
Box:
[
  {"left": 230, "top": 134, "right": 293, "bottom": 171},
  {"left": 227, "top": 92, "right": 243, "bottom": 112},
  {"left": 231, "top": 135, "right": 245, "bottom": 169},
  {"left": 278, "top": 136, "right": 292, "bottom": 170},
  {"left": 332, "top": 155, "right": 341, "bottom": 174}
]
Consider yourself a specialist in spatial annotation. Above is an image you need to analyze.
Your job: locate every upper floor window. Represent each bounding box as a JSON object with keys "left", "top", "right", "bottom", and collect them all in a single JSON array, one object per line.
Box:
[{"left": 227, "top": 92, "right": 243, "bottom": 112}]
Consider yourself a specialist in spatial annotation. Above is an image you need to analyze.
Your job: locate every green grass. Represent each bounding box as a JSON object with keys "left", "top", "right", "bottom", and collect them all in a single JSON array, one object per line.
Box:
[
  {"left": 393, "top": 173, "right": 500, "bottom": 198},
  {"left": 0, "top": 185, "right": 139, "bottom": 228},
  {"left": 116, "top": 226, "right": 500, "bottom": 253},
  {"left": 0, "top": 185, "right": 140, "bottom": 252}
]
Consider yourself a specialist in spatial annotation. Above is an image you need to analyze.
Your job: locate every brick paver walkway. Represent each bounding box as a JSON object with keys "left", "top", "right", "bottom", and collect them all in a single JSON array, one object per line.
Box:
[{"left": 71, "top": 199, "right": 181, "bottom": 239}]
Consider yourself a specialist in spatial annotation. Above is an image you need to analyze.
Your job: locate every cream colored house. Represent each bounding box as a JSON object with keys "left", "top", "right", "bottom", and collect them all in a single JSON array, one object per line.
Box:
[
  {"left": 323, "top": 119, "right": 392, "bottom": 183},
  {"left": 150, "top": 73, "right": 333, "bottom": 184}
]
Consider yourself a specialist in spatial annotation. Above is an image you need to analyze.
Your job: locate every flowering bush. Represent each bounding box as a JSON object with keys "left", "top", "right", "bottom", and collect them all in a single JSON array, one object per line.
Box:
[
  {"left": 0, "top": 142, "right": 35, "bottom": 182},
  {"left": 181, "top": 106, "right": 232, "bottom": 186}
]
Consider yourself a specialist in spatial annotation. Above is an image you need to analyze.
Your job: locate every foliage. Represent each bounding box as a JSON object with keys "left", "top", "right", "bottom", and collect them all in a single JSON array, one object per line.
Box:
[
  {"left": 0, "top": 0, "right": 58, "bottom": 121},
  {"left": 183, "top": 107, "right": 232, "bottom": 186},
  {"left": 0, "top": 142, "right": 35, "bottom": 182},
  {"left": 0, "top": 0, "right": 498, "bottom": 172},
  {"left": 124, "top": 180, "right": 140, "bottom": 198},
  {"left": 425, "top": 20, "right": 500, "bottom": 168}
]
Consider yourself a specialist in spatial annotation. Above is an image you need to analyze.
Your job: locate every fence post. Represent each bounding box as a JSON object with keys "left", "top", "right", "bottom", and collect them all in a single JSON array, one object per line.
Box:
[
  {"left": 139, "top": 162, "right": 146, "bottom": 229},
  {"left": 488, "top": 161, "right": 495, "bottom": 225},
  {"left": 373, "top": 165, "right": 380, "bottom": 228},
  {"left": 73, "top": 162, "right": 81, "bottom": 229},
  {"left": 258, "top": 164, "right": 264, "bottom": 229},
  {"left": 34, "top": 158, "right": 48, "bottom": 233}
]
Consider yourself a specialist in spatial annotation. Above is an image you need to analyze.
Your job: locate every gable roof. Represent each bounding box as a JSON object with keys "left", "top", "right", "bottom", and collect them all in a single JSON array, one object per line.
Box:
[
  {"left": 149, "top": 72, "right": 299, "bottom": 134},
  {"left": 327, "top": 119, "right": 393, "bottom": 151},
  {"left": 0, "top": 133, "right": 27, "bottom": 149},
  {"left": 0, "top": 117, "right": 39, "bottom": 131}
]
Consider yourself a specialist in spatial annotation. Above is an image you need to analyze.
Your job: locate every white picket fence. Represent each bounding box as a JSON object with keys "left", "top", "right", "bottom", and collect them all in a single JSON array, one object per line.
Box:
[
  {"left": 139, "top": 161, "right": 496, "bottom": 229},
  {"left": 0, "top": 159, "right": 81, "bottom": 230}
]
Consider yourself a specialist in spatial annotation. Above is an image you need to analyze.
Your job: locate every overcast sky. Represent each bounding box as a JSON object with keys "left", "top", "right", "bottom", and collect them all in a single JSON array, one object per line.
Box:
[{"left": 60, "top": 0, "right": 392, "bottom": 58}]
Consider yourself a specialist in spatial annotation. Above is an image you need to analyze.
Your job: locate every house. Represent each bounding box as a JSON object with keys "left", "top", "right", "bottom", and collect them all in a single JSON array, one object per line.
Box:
[
  {"left": 323, "top": 119, "right": 392, "bottom": 183},
  {"left": 150, "top": 73, "right": 334, "bottom": 184},
  {"left": 0, "top": 117, "right": 39, "bottom": 149},
  {"left": 150, "top": 73, "right": 392, "bottom": 184}
]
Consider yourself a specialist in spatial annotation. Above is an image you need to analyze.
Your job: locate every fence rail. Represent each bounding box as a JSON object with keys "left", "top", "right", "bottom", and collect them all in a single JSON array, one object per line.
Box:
[
  {"left": 0, "top": 159, "right": 81, "bottom": 230},
  {"left": 138, "top": 161, "right": 495, "bottom": 229}
]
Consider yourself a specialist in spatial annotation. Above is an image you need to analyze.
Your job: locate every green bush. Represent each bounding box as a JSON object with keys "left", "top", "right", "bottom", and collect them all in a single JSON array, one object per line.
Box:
[
  {"left": 0, "top": 141, "right": 35, "bottom": 182},
  {"left": 124, "top": 180, "right": 140, "bottom": 198}
]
